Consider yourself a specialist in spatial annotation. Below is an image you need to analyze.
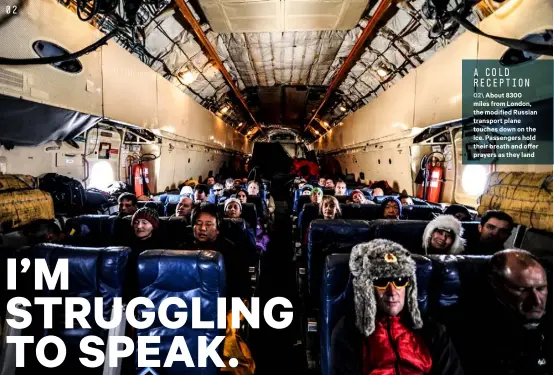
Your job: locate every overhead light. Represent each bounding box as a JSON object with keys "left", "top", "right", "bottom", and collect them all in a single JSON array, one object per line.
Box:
[
  {"left": 377, "top": 68, "right": 389, "bottom": 77},
  {"left": 315, "top": 130, "right": 319, "bottom": 135},
  {"left": 209, "top": 136, "right": 214, "bottom": 140},
  {"left": 323, "top": 122, "right": 329, "bottom": 128},
  {"left": 177, "top": 65, "right": 199, "bottom": 85},
  {"left": 340, "top": 106, "right": 347, "bottom": 112},
  {"left": 221, "top": 106, "right": 229, "bottom": 114}
]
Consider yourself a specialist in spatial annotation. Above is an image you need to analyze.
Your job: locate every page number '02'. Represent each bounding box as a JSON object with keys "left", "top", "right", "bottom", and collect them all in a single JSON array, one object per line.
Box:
[{"left": 6, "top": 6, "right": 18, "bottom": 14}]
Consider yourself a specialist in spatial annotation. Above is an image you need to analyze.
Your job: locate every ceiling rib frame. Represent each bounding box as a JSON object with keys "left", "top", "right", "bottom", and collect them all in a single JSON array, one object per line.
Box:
[
  {"left": 304, "top": 0, "right": 396, "bottom": 133},
  {"left": 174, "top": 0, "right": 264, "bottom": 136}
]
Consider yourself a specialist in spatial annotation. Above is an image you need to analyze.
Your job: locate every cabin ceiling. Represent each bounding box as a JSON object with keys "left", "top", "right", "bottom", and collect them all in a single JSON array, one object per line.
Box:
[{"left": 67, "top": 0, "right": 476, "bottom": 142}]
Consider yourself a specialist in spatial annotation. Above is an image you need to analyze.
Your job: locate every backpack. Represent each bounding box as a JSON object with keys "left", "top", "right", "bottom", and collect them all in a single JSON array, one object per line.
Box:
[{"left": 39, "top": 173, "right": 86, "bottom": 215}]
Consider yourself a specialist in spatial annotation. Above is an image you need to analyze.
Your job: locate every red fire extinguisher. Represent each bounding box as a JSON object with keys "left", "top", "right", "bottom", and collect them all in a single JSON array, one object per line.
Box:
[
  {"left": 132, "top": 162, "right": 151, "bottom": 198},
  {"left": 416, "top": 153, "right": 444, "bottom": 203}
]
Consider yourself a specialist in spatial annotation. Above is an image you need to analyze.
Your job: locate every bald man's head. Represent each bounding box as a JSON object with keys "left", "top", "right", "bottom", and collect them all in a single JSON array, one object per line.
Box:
[
  {"left": 176, "top": 197, "right": 194, "bottom": 218},
  {"left": 490, "top": 249, "right": 548, "bottom": 323}
]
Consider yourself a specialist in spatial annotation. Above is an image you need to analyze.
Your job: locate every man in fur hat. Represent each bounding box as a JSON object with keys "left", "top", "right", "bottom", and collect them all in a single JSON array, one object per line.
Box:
[
  {"left": 422, "top": 215, "right": 466, "bottom": 255},
  {"left": 331, "top": 239, "right": 464, "bottom": 375}
]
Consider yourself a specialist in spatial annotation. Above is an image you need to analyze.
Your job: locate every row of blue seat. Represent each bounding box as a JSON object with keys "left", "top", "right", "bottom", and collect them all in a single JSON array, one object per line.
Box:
[
  {"left": 319, "top": 252, "right": 553, "bottom": 375},
  {"left": 4, "top": 244, "right": 225, "bottom": 374},
  {"left": 303, "top": 219, "right": 482, "bottom": 309}
]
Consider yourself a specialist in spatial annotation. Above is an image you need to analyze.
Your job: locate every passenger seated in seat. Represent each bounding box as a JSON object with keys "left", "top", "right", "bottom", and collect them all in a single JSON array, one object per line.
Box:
[
  {"left": 225, "top": 178, "right": 235, "bottom": 190},
  {"left": 422, "top": 215, "right": 466, "bottom": 254},
  {"left": 194, "top": 184, "right": 210, "bottom": 203},
  {"left": 443, "top": 204, "right": 471, "bottom": 221},
  {"left": 129, "top": 207, "right": 165, "bottom": 252},
  {"left": 335, "top": 180, "right": 347, "bottom": 196},
  {"left": 236, "top": 189, "right": 248, "bottom": 204},
  {"left": 179, "top": 185, "right": 193, "bottom": 197},
  {"left": 331, "top": 239, "right": 463, "bottom": 375},
  {"left": 381, "top": 197, "right": 402, "bottom": 219},
  {"left": 213, "top": 182, "right": 224, "bottom": 199},
  {"left": 301, "top": 185, "right": 313, "bottom": 195},
  {"left": 311, "top": 187, "right": 323, "bottom": 205},
  {"left": 206, "top": 176, "right": 215, "bottom": 185},
  {"left": 321, "top": 196, "right": 341, "bottom": 220},
  {"left": 169, "top": 196, "right": 193, "bottom": 223},
  {"left": 186, "top": 203, "right": 250, "bottom": 300},
  {"left": 470, "top": 210, "right": 514, "bottom": 254},
  {"left": 372, "top": 187, "right": 384, "bottom": 197},
  {"left": 349, "top": 189, "right": 372, "bottom": 204},
  {"left": 23, "top": 219, "right": 64, "bottom": 245},
  {"left": 248, "top": 181, "right": 275, "bottom": 218},
  {"left": 325, "top": 179, "right": 335, "bottom": 189},
  {"left": 318, "top": 177, "right": 326, "bottom": 188},
  {"left": 225, "top": 198, "right": 268, "bottom": 253},
  {"left": 455, "top": 249, "right": 551, "bottom": 375},
  {"left": 117, "top": 192, "right": 138, "bottom": 217},
  {"left": 400, "top": 193, "right": 414, "bottom": 206}
]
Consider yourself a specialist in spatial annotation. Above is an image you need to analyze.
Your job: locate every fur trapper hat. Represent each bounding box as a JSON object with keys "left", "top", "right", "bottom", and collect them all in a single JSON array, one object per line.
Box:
[
  {"left": 422, "top": 215, "right": 466, "bottom": 254},
  {"left": 349, "top": 239, "right": 423, "bottom": 337}
]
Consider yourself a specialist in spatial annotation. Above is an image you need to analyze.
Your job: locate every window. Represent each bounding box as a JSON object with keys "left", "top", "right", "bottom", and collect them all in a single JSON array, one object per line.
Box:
[
  {"left": 89, "top": 161, "right": 115, "bottom": 190},
  {"left": 461, "top": 165, "right": 489, "bottom": 196}
]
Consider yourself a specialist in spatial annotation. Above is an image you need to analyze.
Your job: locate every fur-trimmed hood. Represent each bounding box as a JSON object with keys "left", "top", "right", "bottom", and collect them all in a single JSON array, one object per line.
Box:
[
  {"left": 422, "top": 215, "right": 466, "bottom": 255},
  {"left": 349, "top": 239, "right": 423, "bottom": 337}
]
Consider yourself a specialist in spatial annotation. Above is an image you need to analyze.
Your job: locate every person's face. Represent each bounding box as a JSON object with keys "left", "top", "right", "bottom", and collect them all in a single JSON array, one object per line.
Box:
[
  {"left": 248, "top": 184, "right": 259, "bottom": 196},
  {"left": 119, "top": 199, "right": 137, "bottom": 216},
  {"left": 207, "top": 177, "right": 215, "bottom": 185},
  {"left": 311, "top": 191, "right": 322, "bottom": 204},
  {"left": 375, "top": 277, "right": 408, "bottom": 317},
  {"left": 133, "top": 219, "right": 153, "bottom": 240},
  {"left": 401, "top": 197, "right": 413, "bottom": 206},
  {"left": 479, "top": 218, "right": 512, "bottom": 247},
  {"left": 298, "top": 182, "right": 305, "bottom": 189},
  {"left": 352, "top": 192, "right": 365, "bottom": 203},
  {"left": 335, "top": 182, "right": 347, "bottom": 195},
  {"left": 325, "top": 179, "right": 335, "bottom": 188},
  {"left": 213, "top": 186, "right": 223, "bottom": 197},
  {"left": 176, "top": 197, "right": 193, "bottom": 217},
  {"left": 226, "top": 181, "right": 234, "bottom": 189},
  {"left": 322, "top": 199, "right": 338, "bottom": 220},
  {"left": 373, "top": 188, "right": 384, "bottom": 197},
  {"left": 193, "top": 213, "right": 219, "bottom": 242},
  {"left": 194, "top": 190, "right": 207, "bottom": 202},
  {"left": 430, "top": 229, "right": 454, "bottom": 250},
  {"left": 383, "top": 201, "right": 400, "bottom": 219},
  {"left": 302, "top": 190, "right": 312, "bottom": 196},
  {"left": 237, "top": 191, "right": 248, "bottom": 204},
  {"left": 494, "top": 264, "right": 548, "bottom": 322},
  {"left": 318, "top": 178, "right": 326, "bottom": 187},
  {"left": 226, "top": 202, "right": 241, "bottom": 219}
]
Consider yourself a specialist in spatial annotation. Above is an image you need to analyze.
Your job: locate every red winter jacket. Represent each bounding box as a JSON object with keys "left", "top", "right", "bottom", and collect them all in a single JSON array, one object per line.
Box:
[{"left": 363, "top": 316, "right": 432, "bottom": 375}]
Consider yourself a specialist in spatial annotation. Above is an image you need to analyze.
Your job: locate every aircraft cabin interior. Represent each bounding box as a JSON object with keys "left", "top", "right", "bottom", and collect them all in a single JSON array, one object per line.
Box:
[{"left": 0, "top": 0, "right": 552, "bottom": 374}]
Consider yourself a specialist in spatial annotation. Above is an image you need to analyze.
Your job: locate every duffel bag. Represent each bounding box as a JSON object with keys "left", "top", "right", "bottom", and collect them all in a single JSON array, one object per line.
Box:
[
  {"left": 39, "top": 173, "right": 87, "bottom": 215},
  {"left": 0, "top": 189, "right": 55, "bottom": 230}
]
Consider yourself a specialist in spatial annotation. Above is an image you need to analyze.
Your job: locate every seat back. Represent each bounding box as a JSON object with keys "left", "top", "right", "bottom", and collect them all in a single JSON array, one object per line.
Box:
[
  {"left": 307, "top": 220, "right": 371, "bottom": 303},
  {"left": 339, "top": 203, "right": 381, "bottom": 221},
  {"left": 247, "top": 196, "right": 265, "bottom": 218},
  {"left": 335, "top": 196, "right": 350, "bottom": 204},
  {"left": 158, "top": 217, "right": 191, "bottom": 246},
  {"left": 299, "top": 203, "right": 320, "bottom": 242},
  {"left": 64, "top": 215, "right": 126, "bottom": 246},
  {"left": 136, "top": 250, "right": 225, "bottom": 375},
  {"left": 14, "top": 244, "right": 130, "bottom": 373},
  {"left": 368, "top": 219, "right": 429, "bottom": 254},
  {"left": 322, "top": 189, "right": 335, "bottom": 196},
  {"left": 320, "top": 253, "right": 433, "bottom": 375},
  {"left": 137, "top": 201, "right": 165, "bottom": 216},
  {"left": 520, "top": 228, "right": 553, "bottom": 257},
  {"left": 402, "top": 205, "right": 442, "bottom": 220},
  {"left": 295, "top": 195, "right": 312, "bottom": 216}
]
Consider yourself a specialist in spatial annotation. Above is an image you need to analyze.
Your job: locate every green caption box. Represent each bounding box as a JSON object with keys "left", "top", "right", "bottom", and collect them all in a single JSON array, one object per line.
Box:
[{"left": 462, "top": 59, "right": 553, "bottom": 165}]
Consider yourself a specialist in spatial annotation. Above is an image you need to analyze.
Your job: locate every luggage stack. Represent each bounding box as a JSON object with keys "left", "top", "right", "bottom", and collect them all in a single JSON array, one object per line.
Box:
[{"left": 0, "top": 174, "right": 55, "bottom": 231}]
